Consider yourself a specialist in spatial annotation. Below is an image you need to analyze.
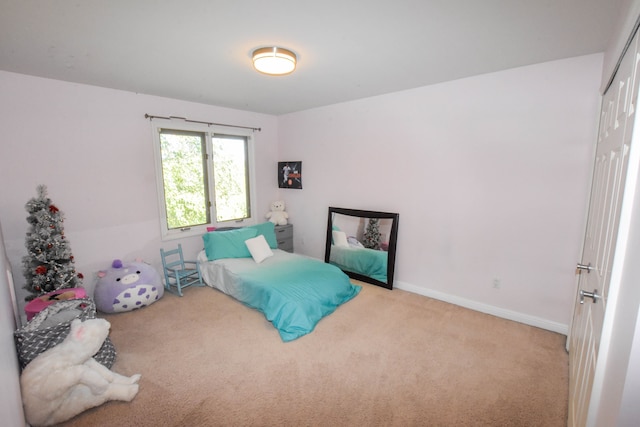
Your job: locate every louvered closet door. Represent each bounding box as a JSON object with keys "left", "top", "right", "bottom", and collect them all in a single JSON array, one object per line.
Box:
[{"left": 568, "top": 30, "right": 640, "bottom": 427}]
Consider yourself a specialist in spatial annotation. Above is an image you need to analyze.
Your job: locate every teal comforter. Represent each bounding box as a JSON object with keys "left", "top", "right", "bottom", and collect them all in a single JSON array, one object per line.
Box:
[
  {"left": 199, "top": 251, "right": 361, "bottom": 342},
  {"left": 329, "top": 245, "right": 388, "bottom": 283}
]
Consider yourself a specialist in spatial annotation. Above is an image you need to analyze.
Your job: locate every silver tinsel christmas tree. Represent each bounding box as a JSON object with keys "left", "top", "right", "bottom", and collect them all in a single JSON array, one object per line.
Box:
[
  {"left": 22, "top": 185, "right": 83, "bottom": 300},
  {"left": 363, "top": 218, "right": 381, "bottom": 250}
]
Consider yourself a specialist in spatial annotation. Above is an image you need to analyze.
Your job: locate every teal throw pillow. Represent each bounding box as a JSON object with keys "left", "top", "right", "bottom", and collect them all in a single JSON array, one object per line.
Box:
[
  {"left": 203, "top": 227, "right": 258, "bottom": 260},
  {"left": 247, "top": 222, "right": 278, "bottom": 249}
]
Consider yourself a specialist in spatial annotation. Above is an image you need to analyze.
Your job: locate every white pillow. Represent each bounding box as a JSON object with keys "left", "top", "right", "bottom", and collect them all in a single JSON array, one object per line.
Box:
[
  {"left": 332, "top": 230, "right": 349, "bottom": 247},
  {"left": 347, "top": 236, "right": 365, "bottom": 248},
  {"left": 245, "top": 234, "right": 274, "bottom": 263}
]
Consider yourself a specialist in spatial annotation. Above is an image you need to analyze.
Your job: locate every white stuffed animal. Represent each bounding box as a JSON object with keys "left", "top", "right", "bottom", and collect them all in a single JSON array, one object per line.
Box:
[
  {"left": 20, "top": 318, "right": 141, "bottom": 426},
  {"left": 265, "top": 200, "right": 289, "bottom": 225}
]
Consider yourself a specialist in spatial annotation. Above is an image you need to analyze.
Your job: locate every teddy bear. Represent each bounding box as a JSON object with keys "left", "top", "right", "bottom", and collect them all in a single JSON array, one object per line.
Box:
[
  {"left": 94, "top": 259, "right": 163, "bottom": 313},
  {"left": 265, "top": 200, "right": 289, "bottom": 225},
  {"left": 20, "top": 318, "right": 141, "bottom": 426}
]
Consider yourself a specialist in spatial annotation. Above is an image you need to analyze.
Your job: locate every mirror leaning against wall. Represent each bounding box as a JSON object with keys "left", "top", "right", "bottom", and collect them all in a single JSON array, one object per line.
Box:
[{"left": 324, "top": 207, "right": 399, "bottom": 290}]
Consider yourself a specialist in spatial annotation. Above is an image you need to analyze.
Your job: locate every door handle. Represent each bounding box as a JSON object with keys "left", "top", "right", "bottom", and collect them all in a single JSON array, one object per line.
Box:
[
  {"left": 579, "top": 289, "right": 601, "bottom": 304},
  {"left": 576, "top": 262, "right": 593, "bottom": 273}
]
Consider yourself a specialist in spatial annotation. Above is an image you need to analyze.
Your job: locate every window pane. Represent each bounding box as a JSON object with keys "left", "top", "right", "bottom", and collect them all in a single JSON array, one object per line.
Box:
[
  {"left": 159, "top": 130, "right": 209, "bottom": 229},
  {"left": 212, "top": 134, "right": 250, "bottom": 222}
]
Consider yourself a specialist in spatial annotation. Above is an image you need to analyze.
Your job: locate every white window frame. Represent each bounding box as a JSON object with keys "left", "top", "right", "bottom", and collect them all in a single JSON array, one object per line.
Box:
[{"left": 151, "top": 118, "right": 258, "bottom": 240}]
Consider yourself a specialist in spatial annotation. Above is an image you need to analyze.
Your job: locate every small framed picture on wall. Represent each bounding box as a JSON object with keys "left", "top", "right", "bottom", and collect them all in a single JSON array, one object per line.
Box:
[{"left": 278, "top": 161, "right": 302, "bottom": 189}]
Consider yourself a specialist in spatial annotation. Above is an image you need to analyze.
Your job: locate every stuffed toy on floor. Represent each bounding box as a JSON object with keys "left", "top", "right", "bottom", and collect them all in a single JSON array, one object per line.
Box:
[
  {"left": 94, "top": 259, "right": 163, "bottom": 313},
  {"left": 20, "top": 318, "right": 141, "bottom": 426}
]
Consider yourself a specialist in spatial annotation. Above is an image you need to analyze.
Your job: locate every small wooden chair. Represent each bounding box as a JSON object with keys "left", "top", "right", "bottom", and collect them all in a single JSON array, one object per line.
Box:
[{"left": 160, "top": 244, "right": 203, "bottom": 296}]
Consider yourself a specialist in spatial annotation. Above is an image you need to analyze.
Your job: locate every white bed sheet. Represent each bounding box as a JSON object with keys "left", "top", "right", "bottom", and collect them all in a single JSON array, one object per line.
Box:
[{"left": 197, "top": 248, "right": 292, "bottom": 296}]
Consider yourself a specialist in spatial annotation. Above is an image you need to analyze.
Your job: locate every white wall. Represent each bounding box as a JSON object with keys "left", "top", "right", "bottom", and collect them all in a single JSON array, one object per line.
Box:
[
  {"left": 277, "top": 54, "right": 603, "bottom": 332},
  {"left": 0, "top": 221, "right": 26, "bottom": 425},
  {"left": 0, "top": 71, "right": 280, "bottom": 312}
]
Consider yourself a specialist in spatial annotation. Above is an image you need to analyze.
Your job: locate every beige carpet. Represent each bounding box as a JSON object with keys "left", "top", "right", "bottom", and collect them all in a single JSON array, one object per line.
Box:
[{"left": 60, "top": 281, "right": 568, "bottom": 426}]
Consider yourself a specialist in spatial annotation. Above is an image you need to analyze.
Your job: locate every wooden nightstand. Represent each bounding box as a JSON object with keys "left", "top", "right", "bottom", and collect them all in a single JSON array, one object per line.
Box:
[{"left": 275, "top": 224, "right": 293, "bottom": 252}]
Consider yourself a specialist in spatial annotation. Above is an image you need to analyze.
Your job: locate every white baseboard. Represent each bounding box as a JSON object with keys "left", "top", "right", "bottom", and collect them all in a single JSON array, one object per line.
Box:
[{"left": 394, "top": 280, "right": 569, "bottom": 336}]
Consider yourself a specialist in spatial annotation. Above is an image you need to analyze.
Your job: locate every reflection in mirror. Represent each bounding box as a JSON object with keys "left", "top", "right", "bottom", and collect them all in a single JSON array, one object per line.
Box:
[{"left": 324, "top": 207, "right": 399, "bottom": 290}]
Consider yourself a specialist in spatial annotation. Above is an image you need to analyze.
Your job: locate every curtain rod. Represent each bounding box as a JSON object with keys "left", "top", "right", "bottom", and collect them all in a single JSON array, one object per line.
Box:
[{"left": 144, "top": 114, "right": 261, "bottom": 132}]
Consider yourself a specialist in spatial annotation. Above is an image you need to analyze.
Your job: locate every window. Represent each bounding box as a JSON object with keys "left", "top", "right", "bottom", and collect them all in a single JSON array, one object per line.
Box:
[
  {"left": 211, "top": 134, "right": 251, "bottom": 222},
  {"left": 152, "top": 120, "right": 255, "bottom": 239}
]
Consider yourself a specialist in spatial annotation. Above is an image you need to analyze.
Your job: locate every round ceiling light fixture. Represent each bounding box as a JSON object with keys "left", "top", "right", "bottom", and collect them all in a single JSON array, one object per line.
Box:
[{"left": 252, "top": 47, "right": 297, "bottom": 76}]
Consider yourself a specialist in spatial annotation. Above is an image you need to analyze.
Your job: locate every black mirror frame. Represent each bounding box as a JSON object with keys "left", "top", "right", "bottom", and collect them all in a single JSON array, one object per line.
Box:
[{"left": 324, "top": 207, "right": 399, "bottom": 290}]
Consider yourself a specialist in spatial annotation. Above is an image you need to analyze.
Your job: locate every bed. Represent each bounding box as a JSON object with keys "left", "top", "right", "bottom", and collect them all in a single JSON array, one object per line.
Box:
[
  {"left": 328, "top": 244, "right": 388, "bottom": 283},
  {"left": 197, "top": 223, "right": 361, "bottom": 342},
  {"left": 329, "top": 230, "right": 389, "bottom": 283}
]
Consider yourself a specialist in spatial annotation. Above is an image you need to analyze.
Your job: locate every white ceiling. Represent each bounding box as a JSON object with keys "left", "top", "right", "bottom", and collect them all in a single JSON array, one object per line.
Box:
[{"left": 0, "top": 0, "right": 625, "bottom": 115}]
